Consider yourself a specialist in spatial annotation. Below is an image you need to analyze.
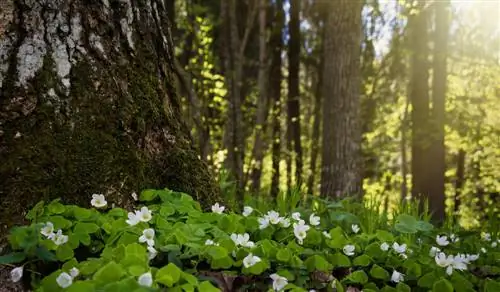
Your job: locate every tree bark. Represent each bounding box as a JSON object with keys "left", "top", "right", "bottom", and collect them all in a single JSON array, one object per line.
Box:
[
  {"left": 287, "top": 0, "right": 303, "bottom": 187},
  {"left": 409, "top": 1, "right": 431, "bottom": 210},
  {"left": 270, "top": 0, "right": 284, "bottom": 199},
  {"left": 0, "top": 0, "right": 219, "bottom": 231},
  {"left": 428, "top": 0, "right": 449, "bottom": 222},
  {"left": 320, "top": 0, "right": 363, "bottom": 198}
]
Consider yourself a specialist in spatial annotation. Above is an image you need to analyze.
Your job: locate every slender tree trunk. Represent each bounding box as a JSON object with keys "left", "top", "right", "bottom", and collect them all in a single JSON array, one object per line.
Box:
[
  {"left": 428, "top": 0, "right": 449, "bottom": 222},
  {"left": 454, "top": 149, "right": 465, "bottom": 212},
  {"left": 0, "top": 0, "right": 219, "bottom": 232},
  {"left": 288, "top": 0, "right": 303, "bottom": 187},
  {"left": 320, "top": 0, "right": 363, "bottom": 198},
  {"left": 249, "top": 0, "right": 269, "bottom": 193},
  {"left": 307, "top": 59, "right": 323, "bottom": 194},
  {"left": 409, "top": 1, "right": 431, "bottom": 208},
  {"left": 401, "top": 99, "right": 410, "bottom": 200},
  {"left": 270, "top": 0, "right": 284, "bottom": 199}
]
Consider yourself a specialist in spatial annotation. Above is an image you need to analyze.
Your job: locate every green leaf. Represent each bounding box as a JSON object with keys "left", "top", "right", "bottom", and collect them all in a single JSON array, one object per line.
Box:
[
  {"left": 160, "top": 205, "right": 176, "bottom": 217},
  {"left": 353, "top": 254, "right": 372, "bottom": 267},
  {"left": 245, "top": 259, "right": 269, "bottom": 275},
  {"left": 402, "top": 259, "right": 422, "bottom": 277},
  {"left": 182, "top": 272, "right": 199, "bottom": 285},
  {"left": 328, "top": 253, "right": 351, "bottom": 267},
  {"left": 156, "top": 263, "right": 181, "bottom": 287},
  {"left": 140, "top": 189, "right": 158, "bottom": 201},
  {"left": 73, "top": 207, "right": 92, "bottom": 220},
  {"left": 416, "top": 220, "right": 434, "bottom": 232},
  {"left": 381, "top": 286, "right": 397, "bottom": 292},
  {"left": 376, "top": 230, "right": 394, "bottom": 242},
  {"left": 35, "top": 246, "right": 57, "bottom": 262},
  {"left": 346, "top": 270, "right": 368, "bottom": 284},
  {"left": 56, "top": 244, "right": 74, "bottom": 261},
  {"left": 108, "top": 208, "right": 127, "bottom": 217},
  {"left": 450, "top": 272, "right": 474, "bottom": 292},
  {"left": 418, "top": 271, "right": 438, "bottom": 288},
  {"left": 48, "top": 215, "right": 73, "bottom": 229},
  {"left": 26, "top": 200, "right": 45, "bottom": 220},
  {"left": 47, "top": 200, "right": 66, "bottom": 215},
  {"left": 432, "top": 278, "right": 453, "bottom": 292},
  {"left": 394, "top": 222, "right": 418, "bottom": 234},
  {"left": 370, "top": 264, "right": 389, "bottom": 280},
  {"left": 210, "top": 255, "right": 234, "bottom": 269},
  {"left": 93, "top": 261, "right": 125, "bottom": 284},
  {"left": 485, "top": 279, "right": 500, "bottom": 292},
  {"left": 74, "top": 222, "right": 100, "bottom": 234},
  {"left": 66, "top": 281, "right": 96, "bottom": 292},
  {"left": 276, "top": 248, "right": 291, "bottom": 262},
  {"left": 198, "top": 281, "right": 221, "bottom": 292},
  {"left": 304, "top": 255, "right": 332, "bottom": 272},
  {"left": 396, "top": 282, "right": 411, "bottom": 292},
  {"left": 128, "top": 265, "right": 147, "bottom": 276},
  {"left": 206, "top": 246, "right": 228, "bottom": 260},
  {"left": 79, "top": 259, "right": 102, "bottom": 275},
  {"left": 0, "top": 252, "right": 26, "bottom": 264}
]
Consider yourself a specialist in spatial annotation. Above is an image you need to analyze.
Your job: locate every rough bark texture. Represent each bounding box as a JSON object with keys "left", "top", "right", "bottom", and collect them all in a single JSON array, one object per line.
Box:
[
  {"left": 307, "top": 56, "right": 323, "bottom": 195},
  {"left": 320, "top": 0, "right": 362, "bottom": 198},
  {"left": 428, "top": 0, "right": 449, "bottom": 222},
  {"left": 287, "top": 0, "right": 302, "bottom": 186},
  {"left": 409, "top": 1, "right": 431, "bottom": 206},
  {"left": 269, "top": 0, "right": 283, "bottom": 199},
  {"left": 0, "top": 0, "right": 219, "bottom": 234}
]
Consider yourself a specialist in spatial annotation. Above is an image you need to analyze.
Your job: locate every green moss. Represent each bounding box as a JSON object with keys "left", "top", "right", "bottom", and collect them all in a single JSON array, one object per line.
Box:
[{"left": 0, "top": 38, "right": 219, "bottom": 236}]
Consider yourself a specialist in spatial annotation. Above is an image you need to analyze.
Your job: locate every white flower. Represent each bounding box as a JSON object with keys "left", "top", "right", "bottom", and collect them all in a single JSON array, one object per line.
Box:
[
  {"left": 465, "top": 254, "right": 479, "bottom": 262},
  {"left": 91, "top": 194, "right": 107, "bottom": 208},
  {"left": 139, "top": 228, "right": 155, "bottom": 246},
  {"left": 211, "top": 203, "right": 225, "bottom": 214},
  {"left": 137, "top": 206, "right": 152, "bottom": 222},
  {"left": 343, "top": 245, "right": 355, "bottom": 256},
  {"left": 293, "top": 221, "right": 310, "bottom": 245},
  {"left": 309, "top": 213, "right": 320, "bottom": 226},
  {"left": 242, "top": 206, "right": 253, "bottom": 217},
  {"left": 483, "top": 232, "right": 491, "bottom": 241},
  {"left": 435, "top": 252, "right": 457, "bottom": 275},
  {"left": 147, "top": 246, "right": 157, "bottom": 260},
  {"left": 10, "top": 266, "right": 23, "bottom": 283},
  {"left": 279, "top": 218, "right": 291, "bottom": 228},
  {"left": 392, "top": 242, "right": 407, "bottom": 254},
  {"left": 56, "top": 272, "right": 73, "bottom": 288},
  {"left": 380, "top": 242, "right": 390, "bottom": 251},
  {"left": 323, "top": 231, "right": 331, "bottom": 239},
  {"left": 291, "top": 212, "right": 301, "bottom": 221},
  {"left": 243, "top": 253, "right": 261, "bottom": 268},
  {"left": 40, "top": 222, "right": 55, "bottom": 238},
  {"left": 270, "top": 273, "right": 288, "bottom": 291},
  {"left": 481, "top": 247, "right": 487, "bottom": 253},
  {"left": 351, "top": 224, "right": 360, "bottom": 234},
  {"left": 436, "top": 235, "right": 450, "bottom": 246},
  {"left": 429, "top": 246, "right": 441, "bottom": 257},
  {"left": 131, "top": 192, "right": 138, "bottom": 201},
  {"left": 230, "top": 233, "right": 254, "bottom": 248},
  {"left": 52, "top": 230, "right": 68, "bottom": 245},
  {"left": 205, "top": 239, "right": 217, "bottom": 246},
  {"left": 69, "top": 267, "right": 79, "bottom": 278},
  {"left": 138, "top": 272, "right": 153, "bottom": 287},
  {"left": 492, "top": 241, "right": 498, "bottom": 248},
  {"left": 258, "top": 217, "right": 270, "bottom": 229},
  {"left": 450, "top": 233, "right": 459, "bottom": 243},
  {"left": 267, "top": 211, "right": 281, "bottom": 225},
  {"left": 126, "top": 211, "right": 141, "bottom": 226},
  {"left": 391, "top": 270, "right": 405, "bottom": 283}
]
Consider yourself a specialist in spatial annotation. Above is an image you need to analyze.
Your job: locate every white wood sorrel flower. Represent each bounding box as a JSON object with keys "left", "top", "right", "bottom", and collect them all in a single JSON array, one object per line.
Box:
[
  {"left": 137, "top": 206, "right": 152, "bottom": 222},
  {"left": 147, "top": 246, "right": 158, "bottom": 260},
  {"left": 243, "top": 253, "right": 261, "bottom": 268},
  {"left": 211, "top": 203, "right": 225, "bottom": 214},
  {"left": 40, "top": 222, "right": 54, "bottom": 238},
  {"left": 90, "top": 194, "right": 107, "bottom": 208},
  {"left": 69, "top": 267, "right": 79, "bottom": 278},
  {"left": 351, "top": 224, "right": 360, "bottom": 234},
  {"left": 139, "top": 228, "right": 155, "bottom": 246},
  {"left": 242, "top": 206, "right": 253, "bottom": 217},
  {"left": 392, "top": 242, "right": 407, "bottom": 254},
  {"left": 436, "top": 235, "right": 450, "bottom": 246},
  {"left": 52, "top": 229, "right": 68, "bottom": 245},
  {"left": 10, "top": 266, "right": 23, "bottom": 283},
  {"left": 56, "top": 272, "right": 73, "bottom": 288},
  {"left": 230, "top": 233, "right": 255, "bottom": 248},
  {"left": 270, "top": 273, "right": 288, "bottom": 291},
  {"left": 291, "top": 212, "right": 301, "bottom": 221},
  {"left": 138, "top": 272, "right": 153, "bottom": 287},
  {"left": 323, "top": 231, "right": 331, "bottom": 239},
  {"left": 126, "top": 211, "right": 141, "bottom": 226},
  {"left": 380, "top": 242, "right": 390, "bottom": 251},
  {"left": 391, "top": 270, "right": 405, "bottom": 283},
  {"left": 267, "top": 211, "right": 281, "bottom": 225},
  {"left": 309, "top": 213, "right": 320, "bottom": 226},
  {"left": 343, "top": 244, "right": 355, "bottom": 256},
  {"left": 293, "top": 221, "right": 310, "bottom": 245},
  {"left": 258, "top": 217, "right": 270, "bottom": 229}
]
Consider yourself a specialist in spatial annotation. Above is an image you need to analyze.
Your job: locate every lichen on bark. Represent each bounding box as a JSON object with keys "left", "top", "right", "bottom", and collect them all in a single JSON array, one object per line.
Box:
[{"left": 0, "top": 0, "right": 219, "bottom": 233}]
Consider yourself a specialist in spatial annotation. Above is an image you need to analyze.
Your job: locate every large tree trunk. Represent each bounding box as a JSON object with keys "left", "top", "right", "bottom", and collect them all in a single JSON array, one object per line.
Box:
[
  {"left": 320, "top": 0, "right": 362, "bottom": 198},
  {"left": 428, "top": 0, "right": 449, "bottom": 222},
  {"left": 409, "top": 1, "right": 431, "bottom": 209},
  {"left": 287, "top": 0, "right": 303, "bottom": 187},
  {"left": 0, "top": 0, "right": 219, "bottom": 232}
]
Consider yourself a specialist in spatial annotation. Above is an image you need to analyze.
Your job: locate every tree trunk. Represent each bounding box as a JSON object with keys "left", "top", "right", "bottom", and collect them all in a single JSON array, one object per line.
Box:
[
  {"left": 428, "top": 0, "right": 449, "bottom": 222},
  {"left": 454, "top": 149, "right": 465, "bottom": 212},
  {"left": 409, "top": 1, "right": 431, "bottom": 209},
  {"left": 307, "top": 57, "right": 323, "bottom": 195},
  {"left": 320, "top": 0, "right": 362, "bottom": 198},
  {"left": 249, "top": 0, "right": 269, "bottom": 193},
  {"left": 270, "top": 0, "right": 284, "bottom": 199},
  {"left": 0, "top": 0, "right": 219, "bottom": 232},
  {"left": 287, "top": 0, "right": 303, "bottom": 187}
]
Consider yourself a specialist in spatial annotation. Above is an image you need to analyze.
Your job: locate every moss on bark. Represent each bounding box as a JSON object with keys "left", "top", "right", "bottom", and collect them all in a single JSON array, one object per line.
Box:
[{"left": 0, "top": 0, "right": 219, "bottom": 233}]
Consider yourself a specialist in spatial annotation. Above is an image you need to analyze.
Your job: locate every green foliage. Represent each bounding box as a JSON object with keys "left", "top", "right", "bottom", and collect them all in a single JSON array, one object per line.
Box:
[{"left": 2, "top": 189, "right": 499, "bottom": 291}]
